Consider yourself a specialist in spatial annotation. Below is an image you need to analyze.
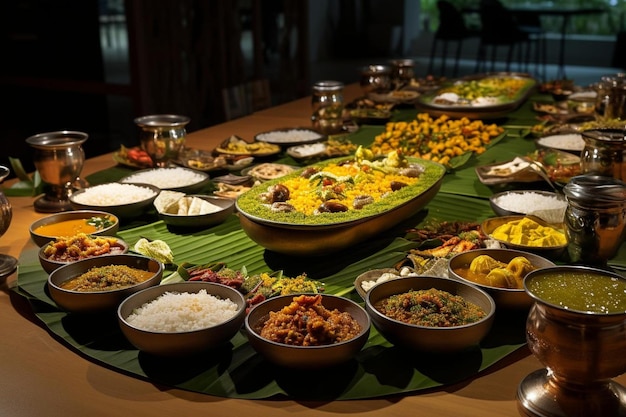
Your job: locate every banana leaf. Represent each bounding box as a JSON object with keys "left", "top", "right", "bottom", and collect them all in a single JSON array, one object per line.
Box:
[{"left": 15, "top": 192, "right": 527, "bottom": 400}]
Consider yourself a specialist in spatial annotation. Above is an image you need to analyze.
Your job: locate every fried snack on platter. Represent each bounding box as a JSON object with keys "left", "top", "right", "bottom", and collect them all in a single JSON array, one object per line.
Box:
[{"left": 371, "top": 113, "right": 503, "bottom": 167}]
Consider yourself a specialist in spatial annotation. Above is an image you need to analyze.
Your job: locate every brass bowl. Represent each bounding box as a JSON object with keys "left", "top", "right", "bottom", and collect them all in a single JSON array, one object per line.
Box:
[
  {"left": 448, "top": 248, "right": 556, "bottom": 310},
  {"left": 29, "top": 210, "right": 120, "bottom": 247},
  {"left": 481, "top": 215, "right": 567, "bottom": 259},
  {"left": 47, "top": 254, "right": 163, "bottom": 314},
  {"left": 38, "top": 236, "right": 129, "bottom": 274},
  {"left": 365, "top": 276, "right": 495, "bottom": 352},
  {"left": 244, "top": 294, "right": 370, "bottom": 369},
  {"left": 118, "top": 282, "right": 246, "bottom": 357}
]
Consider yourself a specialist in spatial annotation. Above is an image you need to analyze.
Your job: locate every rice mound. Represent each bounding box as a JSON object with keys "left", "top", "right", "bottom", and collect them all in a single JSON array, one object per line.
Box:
[
  {"left": 72, "top": 183, "right": 157, "bottom": 206},
  {"left": 126, "top": 289, "right": 239, "bottom": 332}
]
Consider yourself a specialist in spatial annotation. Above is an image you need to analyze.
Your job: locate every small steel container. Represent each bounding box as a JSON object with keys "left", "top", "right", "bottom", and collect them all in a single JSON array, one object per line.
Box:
[
  {"left": 563, "top": 175, "right": 626, "bottom": 265},
  {"left": 359, "top": 64, "right": 392, "bottom": 95}
]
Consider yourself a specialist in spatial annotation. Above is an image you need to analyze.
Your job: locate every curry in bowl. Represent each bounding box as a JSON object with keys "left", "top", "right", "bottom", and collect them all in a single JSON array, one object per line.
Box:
[
  {"left": 30, "top": 210, "right": 119, "bottom": 246},
  {"left": 47, "top": 254, "right": 163, "bottom": 313},
  {"left": 38, "top": 233, "right": 129, "bottom": 273}
]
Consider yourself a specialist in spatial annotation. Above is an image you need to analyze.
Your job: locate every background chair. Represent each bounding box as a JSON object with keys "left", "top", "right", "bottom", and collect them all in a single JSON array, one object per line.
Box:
[
  {"left": 475, "top": 0, "right": 545, "bottom": 78},
  {"left": 428, "top": 0, "right": 479, "bottom": 77}
]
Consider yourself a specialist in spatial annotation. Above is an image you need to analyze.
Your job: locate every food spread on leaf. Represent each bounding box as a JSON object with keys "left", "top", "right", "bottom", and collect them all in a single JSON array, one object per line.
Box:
[
  {"left": 370, "top": 113, "right": 503, "bottom": 166},
  {"left": 428, "top": 76, "right": 534, "bottom": 107},
  {"left": 172, "top": 262, "right": 325, "bottom": 311}
]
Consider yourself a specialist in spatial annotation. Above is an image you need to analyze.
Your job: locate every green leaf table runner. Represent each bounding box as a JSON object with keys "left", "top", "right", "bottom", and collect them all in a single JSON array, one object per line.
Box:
[
  {"left": 15, "top": 192, "right": 527, "bottom": 400},
  {"left": 14, "top": 96, "right": 624, "bottom": 399}
]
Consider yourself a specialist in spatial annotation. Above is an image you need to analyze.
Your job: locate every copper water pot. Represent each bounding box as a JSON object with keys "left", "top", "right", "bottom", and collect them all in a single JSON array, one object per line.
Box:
[{"left": 518, "top": 266, "right": 626, "bottom": 417}]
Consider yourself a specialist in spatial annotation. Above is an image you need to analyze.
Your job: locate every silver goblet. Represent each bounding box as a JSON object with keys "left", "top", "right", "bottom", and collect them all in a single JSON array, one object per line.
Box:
[
  {"left": 0, "top": 166, "right": 18, "bottom": 277},
  {"left": 26, "top": 131, "right": 88, "bottom": 213}
]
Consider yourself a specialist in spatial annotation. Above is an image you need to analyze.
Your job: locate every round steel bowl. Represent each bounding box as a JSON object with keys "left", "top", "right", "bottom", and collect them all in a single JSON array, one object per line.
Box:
[
  {"left": 244, "top": 294, "right": 371, "bottom": 369},
  {"left": 365, "top": 276, "right": 495, "bottom": 352},
  {"left": 38, "top": 236, "right": 129, "bottom": 274},
  {"left": 29, "top": 210, "right": 120, "bottom": 247},
  {"left": 118, "top": 282, "right": 246, "bottom": 357},
  {"left": 156, "top": 195, "right": 235, "bottom": 228},
  {"left": 47, "top": 254, "right": 163, "bottom": 314},
  {"left": 69, "top": 183, "right": 161, "bottom": 219},
  {"left": 448, "top": 248, "right": 556, "bottom": 310}
]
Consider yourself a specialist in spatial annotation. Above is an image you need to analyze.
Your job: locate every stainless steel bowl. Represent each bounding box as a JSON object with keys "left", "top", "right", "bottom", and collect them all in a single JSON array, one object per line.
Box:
[
  {"left": 365, "top": 276, "right": 495, "bottom": 352},
  {"left": 118, "top": 282, "right": 246, "bottom": 357},
  {"left": 245, "top": 294, "right": 371, "bottom": 369},
  {"left": 48, "top": 254, "right": 162, "bottom": 313}
]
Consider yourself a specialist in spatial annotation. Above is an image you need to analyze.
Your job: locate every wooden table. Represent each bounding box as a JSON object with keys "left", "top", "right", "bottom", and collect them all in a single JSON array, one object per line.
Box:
[{"left": 1, "top": 84, "right": 624, "bottom": 417}]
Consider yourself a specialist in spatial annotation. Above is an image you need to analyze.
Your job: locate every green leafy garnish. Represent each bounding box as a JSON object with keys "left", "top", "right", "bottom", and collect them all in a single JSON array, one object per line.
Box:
[{"left": 86, "top": 216, "right": 115, "bottom": 230}]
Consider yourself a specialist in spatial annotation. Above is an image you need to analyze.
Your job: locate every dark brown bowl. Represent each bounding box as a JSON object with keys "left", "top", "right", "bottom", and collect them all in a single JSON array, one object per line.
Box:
[
  {"left": 29, "top": 210, "right": 120, "bottom": 247},
  {"left": 489, "top": 190, "right": 566, "bottom": 219},
  {"left": 156, "top": 195, "right": 234, "bottom": 228},
  {"left": 244, "top": 294, "right": 371, "bottom": 369},
  {"left": 365, "top": 276, "right": 495, "bottom": 352},
  {"left": 448, "top": 248, "right": 556, "bottom": 310},
  {"left": 38, "top": 236, "right": 129, "bottom": 274},
  {"left": 47, "top": 254, "right": 163, "bottom": 314},
  {"left": 117, "top": 282, "right": 246, "bottom": 357},
  {"left": 69, "top": 183, "right": 161, "bottom": 219}
]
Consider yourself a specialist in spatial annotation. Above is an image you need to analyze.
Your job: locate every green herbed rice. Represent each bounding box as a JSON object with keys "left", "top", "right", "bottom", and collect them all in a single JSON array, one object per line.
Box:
[{"left": 236, "top": 156, "right": 445, "bottom": 226}]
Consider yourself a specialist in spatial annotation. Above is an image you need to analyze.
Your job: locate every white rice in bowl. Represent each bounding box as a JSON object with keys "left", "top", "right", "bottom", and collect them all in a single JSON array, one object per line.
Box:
[
  {"left": 536, "top": 133, "right": 584, "bottom": 152},
  {"left": 256, "top": 129, "right": 323, "bottom": 144},
  {"left": 72, "top": 183, "right": 157, "bottom": 206},
  {"left": 493, "top": 191, "right": 567, "bottom": 213},
  {"left": 125, "top": 289, "right": 239, "bottom": 332},
  {"left": 121, "top": 167, "right": 207, "bottom": 189}
]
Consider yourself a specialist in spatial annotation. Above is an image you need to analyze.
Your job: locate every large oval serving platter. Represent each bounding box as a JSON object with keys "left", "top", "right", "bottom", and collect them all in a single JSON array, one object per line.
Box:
[
  {"left": 415, "top": 72, "right": 537, "bottom": 119},
  {"left": 236, "top": 157, "right": 446, "bottom": 256}
]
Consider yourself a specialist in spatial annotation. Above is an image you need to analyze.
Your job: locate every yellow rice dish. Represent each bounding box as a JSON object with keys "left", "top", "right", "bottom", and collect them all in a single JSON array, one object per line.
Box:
[{"left": 236, "top": 149, "right": 446, "bottom": 226}]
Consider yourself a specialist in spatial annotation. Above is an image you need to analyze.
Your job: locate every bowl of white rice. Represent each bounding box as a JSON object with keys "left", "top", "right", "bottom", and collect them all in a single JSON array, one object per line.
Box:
[
  {"left": 489, "top": 190, "right": 567, "bottom": 223},
  {"left": 535, "top": 133, "right": 585, "bottom": 154},
  {"left": 70, "top": 182, "right": 161, "bottom": 219},
  {"left": 119, "top": 167, "right": 210, "bottom": 193},
  {"left": 117, "top": 281, "right": 246, "bottom": 356},
  {"left": 254, "top": 128, "right": 325, "bottom": 146}
]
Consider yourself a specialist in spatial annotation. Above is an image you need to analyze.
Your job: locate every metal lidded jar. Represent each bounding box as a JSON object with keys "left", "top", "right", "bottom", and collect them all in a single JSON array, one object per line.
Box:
[
  {"left": 563, "top": 175, "right": 626, "bottom": 265},
  {"left": 311, "top": 80, "right": 344, "bottom": 135},
  {"left": 580, "top": 128, "right": 626, "bottom": 181},
  {"left": 359, "top": 64, "right": 392, "bottom": 95},
  {"left": 134, "top": 114, "right": 190, "bottom": 167}
]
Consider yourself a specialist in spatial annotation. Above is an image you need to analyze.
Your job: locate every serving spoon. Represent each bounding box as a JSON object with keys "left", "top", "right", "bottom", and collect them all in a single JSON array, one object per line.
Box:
[{"left": 522, "top": 157, "right": 560, "bottom": 193}]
